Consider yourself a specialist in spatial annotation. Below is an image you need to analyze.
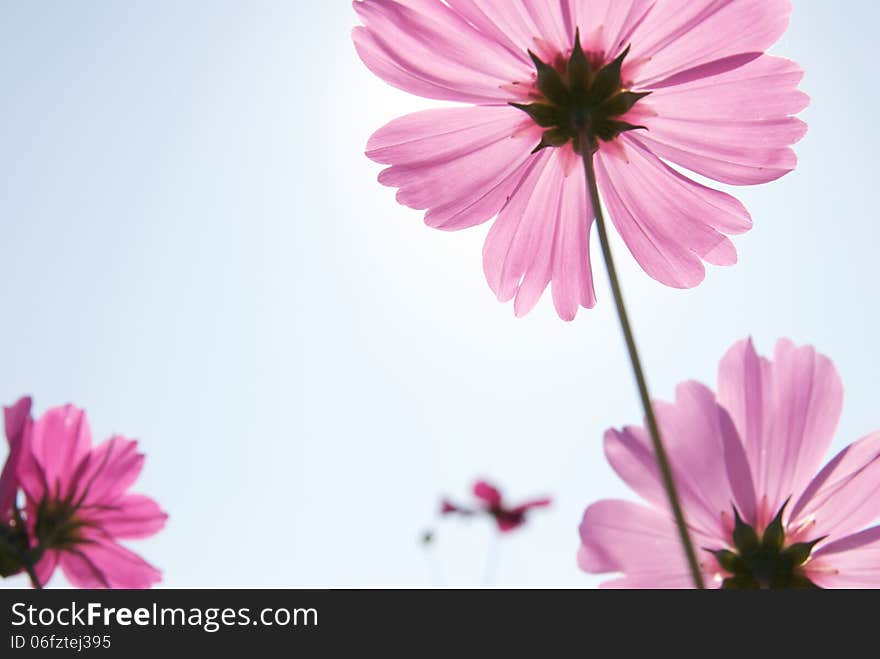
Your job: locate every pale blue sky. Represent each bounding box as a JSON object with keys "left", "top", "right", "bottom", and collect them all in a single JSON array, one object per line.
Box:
[{"left": 1, "top": 1, "right": 878, "bottom": 587}]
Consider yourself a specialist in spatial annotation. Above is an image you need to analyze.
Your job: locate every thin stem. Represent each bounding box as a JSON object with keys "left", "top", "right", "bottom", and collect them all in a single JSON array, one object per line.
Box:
[
  {"left": 481, "top": 529, "right": 499, "bottom": 588},
  {"left": 421, "top": 530, "right": 447, "bottom": 588},
  {"left": 12, "top": 503, "right": 42, "bottom": 589},
  {"left": 580, "top": 144, "right": 705, "bottom": 589}
]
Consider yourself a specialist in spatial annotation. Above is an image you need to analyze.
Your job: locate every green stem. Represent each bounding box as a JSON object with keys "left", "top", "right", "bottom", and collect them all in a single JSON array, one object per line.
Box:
[
  {"left": 580, "top": 144, "right": 705, "bottom": 589},
  {"left": 12, "top": 504, "right": 42, "bottom": 589}
]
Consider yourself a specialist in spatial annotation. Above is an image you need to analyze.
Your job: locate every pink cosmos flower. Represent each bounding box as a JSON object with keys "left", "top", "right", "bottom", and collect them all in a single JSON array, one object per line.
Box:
[
  {"left": 578, "top": 339, "right": 880, "bottom": 589},
  {"left": 354, "top": 0, "right": 807, "bottom": 319},
  {"left": 14, "top": 402, "right": 167, "bottom": 589},
  {"left": 443, "top": 480, "right": 551, "bottom": 532}
]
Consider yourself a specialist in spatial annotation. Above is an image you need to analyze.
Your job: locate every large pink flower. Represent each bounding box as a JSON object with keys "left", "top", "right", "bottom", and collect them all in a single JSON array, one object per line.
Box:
[
  {"left": 354, "top": 0, "right": 807, "bottom": 319},
  {"left": 15, "top": 403, "right": 167, "bottom": 589},
  {"left": 578, "top": 339, "right": 880, "bottom": 589}
]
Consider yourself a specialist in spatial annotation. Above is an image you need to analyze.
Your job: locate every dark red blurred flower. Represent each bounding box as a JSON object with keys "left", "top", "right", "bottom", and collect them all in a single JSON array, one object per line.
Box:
[{"left": 442, "top": 480, "right": 551, "bottom": 533}]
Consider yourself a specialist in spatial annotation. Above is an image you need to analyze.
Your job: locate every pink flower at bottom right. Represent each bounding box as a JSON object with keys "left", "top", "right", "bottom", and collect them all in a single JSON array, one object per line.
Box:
[{"left": 578, "top": 338, "right": 880, "bottom": 589}]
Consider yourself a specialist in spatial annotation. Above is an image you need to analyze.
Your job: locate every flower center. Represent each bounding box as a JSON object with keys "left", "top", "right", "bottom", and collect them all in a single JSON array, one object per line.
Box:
[
  {"left": 511, "top": 30, "right": 649, "bottom": 155},
  {"left": 709, "top": 503, "right": 824, "bottom": 589},
  {"left": 488, "top": 504, "right": 523, "bottom": 527},
  {"left": 34, "top": 498, "right": 86, "bottom": 551}
]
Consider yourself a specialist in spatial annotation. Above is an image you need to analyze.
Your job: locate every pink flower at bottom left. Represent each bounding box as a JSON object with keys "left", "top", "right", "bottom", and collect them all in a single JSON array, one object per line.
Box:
[{"left": 3, "top": 397, "right": 167, "bottom": 589}]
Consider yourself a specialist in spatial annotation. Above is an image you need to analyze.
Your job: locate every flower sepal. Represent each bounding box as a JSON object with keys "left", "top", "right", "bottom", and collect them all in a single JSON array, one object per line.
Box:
[
  {"left": 0, "top": 523, "right": 25, "bottom": 578},
  {"left": 712, "top": 502, "right": 825, "bottom": 590}
]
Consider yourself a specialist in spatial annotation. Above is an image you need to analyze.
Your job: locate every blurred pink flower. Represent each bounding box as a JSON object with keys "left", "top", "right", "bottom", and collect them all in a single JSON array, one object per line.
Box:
[
  {"left": 578, "top": 339, "right": 880, "bottom": 589},
  {"left": 354, "top": 0, "right": 806, "bottom": 319},
  {"left": 441, "top": 499, "right": 464, "bottom": 515},
  {"left": 443, "top": 480, "right": 551, "bottom": 533},
  {"left": 15, "top": 403, "right": 167, "bottom": 589}
]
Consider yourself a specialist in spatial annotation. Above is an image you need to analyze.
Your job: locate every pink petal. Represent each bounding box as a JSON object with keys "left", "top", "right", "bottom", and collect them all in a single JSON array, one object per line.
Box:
[
  {"left": 84, "top": 493, "right": 168, "bottom": 540},
  {"left": 806, "top": 526, "right": 880, "bottom": 589},
  {"left": 353, "top": 0, "right": 531, "bottom": 104},
  {"left": 578, "top": 499, "right": 713, "bottom": 588},
  {"left": 483, "top": 151, "right": 552, "bottom": 303},
  {"left": 790, "top": 433, "right": 880, "bottom": 542},
  {"left": 442, "top": 1, "right": 657, "bottom": 70},
  {"left": 506, "top": 0, "right": 570, "bottom": 58},
  {"left": 512, "top": 498, "right": 552, "bottom": 514},
  {"left": 367, "top": 106, "right": 523, "bottom": 167},
  {"left": 597, "top": 572, "right": 699, "bottom": 589},
  {"left": 550, "top": 150, "right": 597, "bottom": 319},
  {"left": 511, "top": 157, "right": 567, "bottom": 319},
  {"left": 636, "top": 120, "right": 803, "bottom": 186},
  {"left": 495, "top": 516, "right": 526, "bottom": 533},
  {"left": 70, "top": 436, "right": 145, "bottom": 505},
  {"left": 604, "top": 381, "right": 755, "bottom": 538},
  {"left": 635, "top": 55, "right": 806, "bottom": 185},
  {"left": 60, "top": 536, "right": 162, "bottom": 589},
  {"left": 368, "top": 106, "right": 539, "bottom": 231},
  {"left": 473, "top": 480, "right": 502, "bottom": 506},
  {"left": 441, "top": 499, "right": 460, "bottom": 514},
  {"left": 1, "top": 396, "right": 32, "bottom": 515},
  {"left": 443, "top": 0, "right": 585, "bottom": 65},
  {"left": 18, "top": 404, "right": 92, "bottom": 502},
  {"left": 646, "top": 55, "right": 808, "bottom": 121},
  {"left": 567, "top": 0, "right": 656, "bottom": 60},
  {"left": 483, "top": 147, "right": 596, "bottom": 320},
  {"left": 442, "top": 0, "right": 539, "bottom": 63},
  {"left": 717, "top": 339, "right": 843, "bottom": 518},
  {"left": 3, "top": 396, "right": 31, "bottom": 446},
  {"left": 595, "top": 137, "right": 751, "bottom": 288},
  {"left": 629, "top": 0, "right": 793, "bottom": 87}
]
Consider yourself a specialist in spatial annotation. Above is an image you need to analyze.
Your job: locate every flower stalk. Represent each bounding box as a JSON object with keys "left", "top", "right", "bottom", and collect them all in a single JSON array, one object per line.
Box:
[
  {"left": 12, "top": 503, "right": 42, "bottom": 589},
  {"left": 579, "top": 142, "right": 705, "bottom": 589}
]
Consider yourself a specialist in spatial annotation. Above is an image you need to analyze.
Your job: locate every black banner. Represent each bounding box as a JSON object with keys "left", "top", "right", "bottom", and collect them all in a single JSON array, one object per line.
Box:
[{"left": 0, "top": 589, "right": 869, "bottom": 655}]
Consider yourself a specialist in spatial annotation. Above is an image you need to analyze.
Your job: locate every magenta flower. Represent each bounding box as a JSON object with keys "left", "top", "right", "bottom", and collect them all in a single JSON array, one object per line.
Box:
[
  {"left": 443, "top": 480, "right": 551, "bottom": 533},
  {"left": 14, "top": 403, "right": 167, "bottom": 589},
  {"left": 578, "top": 339, "right": 880, "bottom": 589},
  {"left": 354, "top": 0, "right": 806, "bottom": 319}
]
